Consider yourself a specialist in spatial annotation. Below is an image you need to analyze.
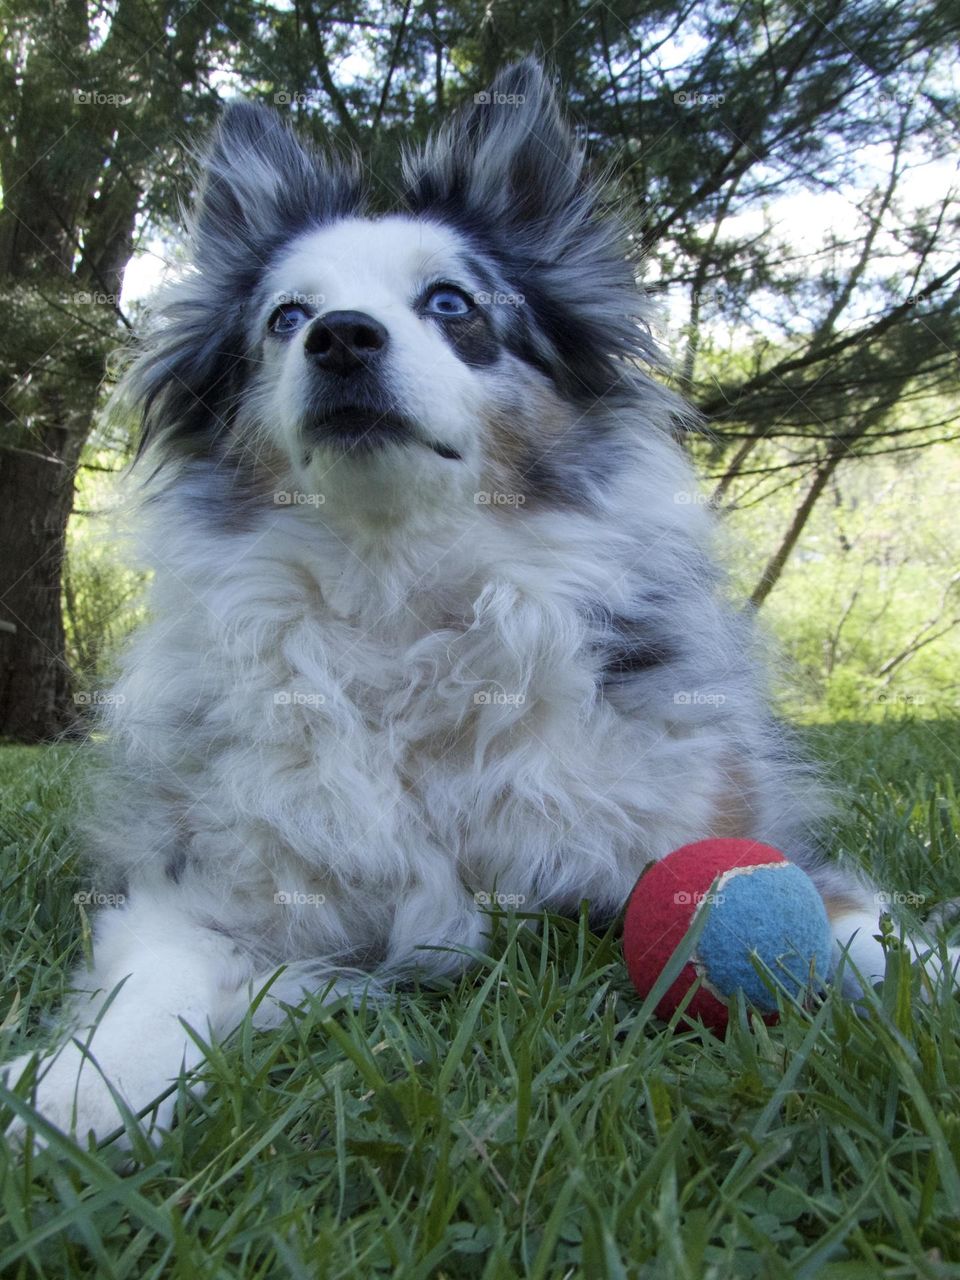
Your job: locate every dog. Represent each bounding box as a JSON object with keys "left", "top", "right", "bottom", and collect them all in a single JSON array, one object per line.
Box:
[{"left": 5, "top": 58, "right": 956, "bottom": 1145}]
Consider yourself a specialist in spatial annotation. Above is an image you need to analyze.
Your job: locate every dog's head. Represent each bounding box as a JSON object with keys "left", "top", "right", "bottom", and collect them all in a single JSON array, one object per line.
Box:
[{"left": 127, "top": 60, "right": 662, "bottom": 521}]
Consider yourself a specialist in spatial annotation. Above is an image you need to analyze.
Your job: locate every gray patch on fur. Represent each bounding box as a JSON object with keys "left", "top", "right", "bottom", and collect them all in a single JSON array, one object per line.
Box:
[{"left": 402, "top": 59, "right": 664, "bottom": 404}]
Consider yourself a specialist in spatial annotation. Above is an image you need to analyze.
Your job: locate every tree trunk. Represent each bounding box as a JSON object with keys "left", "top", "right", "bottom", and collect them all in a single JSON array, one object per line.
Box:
[
  {"left": 747, "top": 388, "right": 902, "bottom": 610},
  {"left": 0, "top": 438, "right": 83, "bottom": 740},
  {"left": 0, "top": 0, "right": 229, "bottom": 742},
  {"left": 749, "top": 453, "right": 843, "bottom": 609},
  {"left": 0, "top": 93, "right": 138, "bottom": 740}
]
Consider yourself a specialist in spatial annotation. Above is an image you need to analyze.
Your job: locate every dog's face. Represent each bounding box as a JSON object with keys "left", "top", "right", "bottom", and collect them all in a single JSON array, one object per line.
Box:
[
  {"left": 255, "top": 215, "right": 517, "bottom": 476},
  {"left": 129, "top": 60, "right": 661, "bottom": 521}
]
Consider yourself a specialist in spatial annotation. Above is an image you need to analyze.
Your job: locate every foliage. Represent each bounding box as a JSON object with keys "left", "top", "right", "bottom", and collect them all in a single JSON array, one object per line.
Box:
[
  {"left": 3, "top": 0, "right": 959, "bottom": 730},
  {"left": 723, "top": 439, "right": 960, "bottom": 719}
]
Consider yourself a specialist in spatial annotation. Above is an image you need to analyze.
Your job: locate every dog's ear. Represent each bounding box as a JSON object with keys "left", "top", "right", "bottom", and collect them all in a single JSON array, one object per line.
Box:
[
  {"left": 123, "top": 104, "right": 362, "bottom": 466},
  {"left": 403, "top": 59, "right": 590, "bottom": 239},
  {"left": 193, "top": 101, "right": 360, "bottom": 267},
  {"left": 404, "top": 59, "right": 653, "bottom": 398}
]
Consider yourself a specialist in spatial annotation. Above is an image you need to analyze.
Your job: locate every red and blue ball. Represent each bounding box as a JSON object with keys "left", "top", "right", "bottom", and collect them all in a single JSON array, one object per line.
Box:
[{"left": 623, "top": 838, "right": 833, "bottom": 1031}]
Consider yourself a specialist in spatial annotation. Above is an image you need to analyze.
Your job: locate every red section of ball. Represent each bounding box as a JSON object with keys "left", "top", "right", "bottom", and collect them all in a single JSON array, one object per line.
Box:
[{"left": 622, "top": 839, "right": 788, "bottom": 1032}]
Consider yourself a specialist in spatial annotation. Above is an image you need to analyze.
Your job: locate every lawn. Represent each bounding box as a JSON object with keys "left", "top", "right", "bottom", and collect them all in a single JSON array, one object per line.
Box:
[{"left": 1, "top": 719, "right": 959, "bottom": 1277}]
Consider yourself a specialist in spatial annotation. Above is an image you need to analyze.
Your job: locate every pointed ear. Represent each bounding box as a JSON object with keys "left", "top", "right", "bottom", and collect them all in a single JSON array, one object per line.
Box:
[
  {"left": 124, "top": 103, "right": 363, "bottom": 465},
  {"left": 193, "top": 100, "right": 361, "bottom": 268},
  {"left": 403, "top": 58, "right": 589, "bottom": 237},
  {"left": 403, "top": 59, "right": 651, "bottom": 396}
]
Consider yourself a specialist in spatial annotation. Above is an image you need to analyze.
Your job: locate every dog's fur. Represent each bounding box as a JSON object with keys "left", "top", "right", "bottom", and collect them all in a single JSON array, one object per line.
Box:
[{"left": 5, "top": 60, "right": 955, "bottom": 1143}]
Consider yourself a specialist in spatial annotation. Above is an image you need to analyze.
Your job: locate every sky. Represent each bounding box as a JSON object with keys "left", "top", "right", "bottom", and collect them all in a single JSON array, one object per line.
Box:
[{"left": 118, "top": 38, "right": 958, "bottom": 351}]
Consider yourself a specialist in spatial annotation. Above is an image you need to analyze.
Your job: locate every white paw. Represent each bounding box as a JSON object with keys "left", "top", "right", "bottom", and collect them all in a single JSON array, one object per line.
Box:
[
  {"left": 2, "top": 1041, "right": 176, "bottom": 1148},
  {"left": 833, "top": 908, "right": 960, "bottom": 1003}
]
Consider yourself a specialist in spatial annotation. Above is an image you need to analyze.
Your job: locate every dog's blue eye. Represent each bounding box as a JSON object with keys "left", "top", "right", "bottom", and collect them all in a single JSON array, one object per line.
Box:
[
  {"left": 423, "top": 286, "right": 473, "bottom": 317},
  {"left": 269, "top": 303, "right": 312, "bottom": 335}
]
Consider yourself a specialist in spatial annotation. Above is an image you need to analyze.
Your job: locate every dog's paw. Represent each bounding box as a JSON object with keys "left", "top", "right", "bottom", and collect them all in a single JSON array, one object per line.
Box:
[{"left": 2, "top": 1042, "right": 174, "bottom": 1149}]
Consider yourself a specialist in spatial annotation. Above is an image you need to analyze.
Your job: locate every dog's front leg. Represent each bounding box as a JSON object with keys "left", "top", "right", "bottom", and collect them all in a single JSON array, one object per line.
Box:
[{"left": 4, "top": 893, "right": 250, "bottom": 1147}]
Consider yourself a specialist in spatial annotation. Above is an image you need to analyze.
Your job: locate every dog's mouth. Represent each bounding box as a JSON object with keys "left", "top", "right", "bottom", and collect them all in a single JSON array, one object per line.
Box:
[
  {"left": 309, "top": 408, "right": 410, "bottom": 453},
  {"left": 305, "top": 407, "right": 462, "bottom": 461}
]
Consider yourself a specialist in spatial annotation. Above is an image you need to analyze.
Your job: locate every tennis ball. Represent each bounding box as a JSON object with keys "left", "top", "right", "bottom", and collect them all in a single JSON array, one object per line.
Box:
[{"left": 622, "top": 838, "right": 833, "bottom": 1032}]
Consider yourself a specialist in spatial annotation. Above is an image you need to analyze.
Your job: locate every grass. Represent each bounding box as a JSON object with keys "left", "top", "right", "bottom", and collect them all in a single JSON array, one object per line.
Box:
[{"left": 1, "top": 720, "right": 960, "bottom": 1277}]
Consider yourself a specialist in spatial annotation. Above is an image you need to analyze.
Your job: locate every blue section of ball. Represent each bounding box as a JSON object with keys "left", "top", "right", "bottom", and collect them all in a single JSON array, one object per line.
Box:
[{"left": 696, "top": 863, "right": 832, "bottom": 1010}]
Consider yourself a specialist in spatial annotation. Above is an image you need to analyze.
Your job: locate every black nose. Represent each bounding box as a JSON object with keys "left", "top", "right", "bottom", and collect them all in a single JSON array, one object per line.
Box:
[{"left": 304, "top": 310, "right": 389, "bottom": 375}]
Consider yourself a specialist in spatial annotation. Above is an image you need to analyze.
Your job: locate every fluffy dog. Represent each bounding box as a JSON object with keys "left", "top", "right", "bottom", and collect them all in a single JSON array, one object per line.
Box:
[{"left": 5, "top": 59, "right": 954, "bottom": 1143}]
